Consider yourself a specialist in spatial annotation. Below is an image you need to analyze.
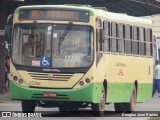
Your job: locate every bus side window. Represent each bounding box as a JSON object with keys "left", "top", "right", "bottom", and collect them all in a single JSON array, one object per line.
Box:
[
  {"left": 133, "top": 26, "right": 139, "bottom": 55},
  {"left": 103, "top": 21, "right": 111, "bottom": 52},
  {"left": 111, "top": 22, "right": 118, "bottom": 53},
  {"left": 125, "top": 24, "right": 132, "bottom": 54},
  {"left": 150, "top": 29, "right": 153, "bottom": 56},
  {"left": 118, "top": 23, "right": 125, "bottom": 53},
  {"left": 146, "top": 28, "right": 153, "bottom": 56},
  {"left": 139, "top": 27, "right": 145, "bottom": 55},
  {"left": 96, "top": 19, "right": 102, "bottom": 51},
  {"left": 137, "top": 27, "right": 140, "bottom": 55}
]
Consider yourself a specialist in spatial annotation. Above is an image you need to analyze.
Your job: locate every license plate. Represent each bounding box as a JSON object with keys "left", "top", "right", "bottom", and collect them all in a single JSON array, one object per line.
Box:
[{"left": 43, "top": 92, "right": 57, "bottom": 97}]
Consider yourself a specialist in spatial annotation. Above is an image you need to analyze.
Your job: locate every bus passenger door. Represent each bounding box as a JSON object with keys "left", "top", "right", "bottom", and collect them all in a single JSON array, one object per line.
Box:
[{"left": 95, "top": 19, "right": 106, "bottom": 102}]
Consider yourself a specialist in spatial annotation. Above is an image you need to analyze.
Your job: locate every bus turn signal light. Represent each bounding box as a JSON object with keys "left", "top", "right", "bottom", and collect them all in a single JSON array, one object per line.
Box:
[
  {"left": 79, "top": 81, "right": 84, "bottom": 86},
  {"left": 18, "top": 79, "right": 23, "bottom": 84}
]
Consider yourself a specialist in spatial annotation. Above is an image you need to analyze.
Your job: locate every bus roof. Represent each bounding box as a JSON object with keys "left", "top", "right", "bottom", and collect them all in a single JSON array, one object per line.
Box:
[{"left": 15, "top": 4, "right": 153, "bottom": 27}]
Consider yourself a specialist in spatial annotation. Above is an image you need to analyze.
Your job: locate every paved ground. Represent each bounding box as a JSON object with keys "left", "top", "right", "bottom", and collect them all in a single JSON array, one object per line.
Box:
[
  {"left": 0, "top": 91, "right": 160, "bottom": 119},
  {"left": 0, "top": 92, "right": 10, "bottom": 102}
]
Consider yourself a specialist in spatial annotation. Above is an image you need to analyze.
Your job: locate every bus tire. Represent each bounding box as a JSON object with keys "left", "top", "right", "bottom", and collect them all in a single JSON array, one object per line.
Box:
[
  {"left": 114, "top": 103, "right": 124, "bottom": 112},
  {"left": 59, "top": 106, "right": 78, "bottom": 112},
  {"left": 59, "top": 106, "right": 69, "bottom": 112},
  {"left": 92, "top": 87, "right": 106, "bottom": 117},
  {"left": 22, "top": 100, "right": 36, "bottom": 113},
  {"left": 124, "top": 85, "right": 137, "bottom": 112},
  {"left": 68, "top": 107, "right": 79, "bottom": 112}
]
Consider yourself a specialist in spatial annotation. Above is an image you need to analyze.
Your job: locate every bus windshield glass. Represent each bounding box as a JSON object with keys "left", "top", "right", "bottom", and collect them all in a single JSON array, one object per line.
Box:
[{"left": 12, "top": 23, "right": 93, "bottom": 68}]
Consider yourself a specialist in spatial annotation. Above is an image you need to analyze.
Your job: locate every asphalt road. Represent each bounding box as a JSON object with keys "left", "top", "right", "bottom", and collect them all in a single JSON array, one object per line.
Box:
[{"left": 0, "top": 92, "right": 160, "bottom": 119}]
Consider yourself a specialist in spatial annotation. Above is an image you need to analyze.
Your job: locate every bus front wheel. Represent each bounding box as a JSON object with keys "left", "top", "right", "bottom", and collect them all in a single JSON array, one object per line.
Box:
[
  {"left": 92, "top": 87, "right": 106, "bottom": 116},
  {"left": 59, "top": 105, "right": 78, "bottom": 112},
  {"left": 22, "top": 100, "right": 36, "bottom": 113}
]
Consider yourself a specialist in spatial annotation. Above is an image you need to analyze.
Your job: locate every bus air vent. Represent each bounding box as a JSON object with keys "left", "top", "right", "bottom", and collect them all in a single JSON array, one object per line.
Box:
[{"left": 28, "top": 72, "right": 73, "bottom": 81}]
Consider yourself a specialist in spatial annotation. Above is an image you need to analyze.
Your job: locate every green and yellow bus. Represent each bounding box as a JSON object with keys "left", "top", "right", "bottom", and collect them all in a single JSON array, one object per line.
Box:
[{"left": 6, "top": 4, "right": 154, "bottom": 116}]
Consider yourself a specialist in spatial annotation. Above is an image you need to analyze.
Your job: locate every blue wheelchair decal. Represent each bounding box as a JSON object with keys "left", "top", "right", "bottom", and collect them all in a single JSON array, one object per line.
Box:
[{"left": 40, "top": 56, "right": 51, "bottom": 67}]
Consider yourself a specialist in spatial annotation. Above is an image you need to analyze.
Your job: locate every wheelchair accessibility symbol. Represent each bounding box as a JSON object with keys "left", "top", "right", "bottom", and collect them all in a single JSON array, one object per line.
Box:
[{"left": 40, "top": 56, "right": 50, "bottom": 67}]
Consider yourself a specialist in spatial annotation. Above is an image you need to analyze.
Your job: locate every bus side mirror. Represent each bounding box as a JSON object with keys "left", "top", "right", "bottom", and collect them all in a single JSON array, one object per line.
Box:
[
  {"left": 4, "top": 25, "right": 12, "bottom": 44},
  {"left": 4, "top": 14, "right": 13, "bottom": 44}
]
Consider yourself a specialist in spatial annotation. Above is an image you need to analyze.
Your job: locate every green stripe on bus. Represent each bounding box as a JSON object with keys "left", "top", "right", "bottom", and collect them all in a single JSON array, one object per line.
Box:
[
  {"left": 10, "top": 81, "right": 152, "bottom": 103},
  {"left": 107, "top": 82, "right": 152, "bottom": 103}
]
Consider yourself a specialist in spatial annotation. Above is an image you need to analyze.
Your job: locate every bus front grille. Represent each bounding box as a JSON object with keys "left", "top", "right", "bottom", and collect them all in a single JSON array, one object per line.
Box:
[{"left": 28, "top": 72, "right": 73, "bottom": 81}]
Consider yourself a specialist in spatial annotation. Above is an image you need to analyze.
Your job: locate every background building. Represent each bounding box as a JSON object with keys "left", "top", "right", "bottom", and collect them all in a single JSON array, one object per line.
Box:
[{"left": 149, "top": 14, "right": 160, "bottom": 38}]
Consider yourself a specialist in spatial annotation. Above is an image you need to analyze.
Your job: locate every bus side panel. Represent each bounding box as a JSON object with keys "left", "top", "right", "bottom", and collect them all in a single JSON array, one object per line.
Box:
[
  {"left": 104, "top": 54, "right": 153, "bottom": 103},
  {"left": 136, "top": 83, "right": 152, "bottom": 102},
  {"left": 107, "top": 82, "right": 127, "bottom": 103},
  {"left": 103, "top": 54, "right": 127, "bottom": 103},
  {"left": 136, "top": 57, "right": 153, "bottom": 102}
]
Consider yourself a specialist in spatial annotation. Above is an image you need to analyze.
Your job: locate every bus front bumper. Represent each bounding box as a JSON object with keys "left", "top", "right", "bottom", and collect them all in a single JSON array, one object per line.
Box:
[{"left": 10, "top": 81, "right": 102, "bottom": 103}]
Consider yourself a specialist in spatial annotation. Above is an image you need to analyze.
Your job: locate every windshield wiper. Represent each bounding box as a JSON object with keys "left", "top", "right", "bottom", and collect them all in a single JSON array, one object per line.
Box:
[
  {"left": 33, "top": 21, "right": 45, "bottom": 56},
  {"left": 58, "top": 22, "right": 73, "bottom": 55},
  {"left": 59, "top": 22, "right": 73, "bottom": 45}
]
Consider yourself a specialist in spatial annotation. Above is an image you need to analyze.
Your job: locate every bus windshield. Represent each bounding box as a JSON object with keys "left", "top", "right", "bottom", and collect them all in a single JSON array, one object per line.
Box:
[{"left": 12, "top": 23, "right": 93, "bottom": 68}]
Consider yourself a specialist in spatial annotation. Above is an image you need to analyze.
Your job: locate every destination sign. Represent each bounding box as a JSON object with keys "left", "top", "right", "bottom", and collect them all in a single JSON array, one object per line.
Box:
[{"left": 19, "top": 9, "right": 89, "bottom": 22}]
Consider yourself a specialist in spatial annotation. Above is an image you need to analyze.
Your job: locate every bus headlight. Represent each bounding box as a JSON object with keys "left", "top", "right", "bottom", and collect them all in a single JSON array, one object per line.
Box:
[
  {"left": 13, "top": 76, "right": 18, "bottom": 81},
  {"left": 85, "top": 78, "right": 91, "bottom": 83}
]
